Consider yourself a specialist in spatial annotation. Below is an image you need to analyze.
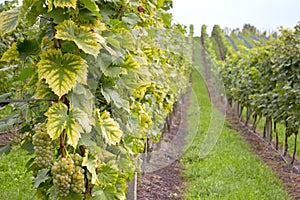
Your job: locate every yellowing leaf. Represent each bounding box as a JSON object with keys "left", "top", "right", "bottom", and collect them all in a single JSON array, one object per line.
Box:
[
  {"left": 0, "top": 43, "right": 20, "bottom": 62},
  {"left": 55, "top": 20, "right": 103, "bottom": 57},
  {"left": 37, "top": 49, "right": 88, "bottom": 98},
  {"left": 47, "top": 0, "right": 53, "bottom": 11},
  {"left": 95, "top": 109, "right": 123, "bottom": 145},
  {"left": 45, "top": 102, "right": 68, "bottom": 140},
  {"left": 53, "top": 0, "right": 77, "bottom": 9},
  {"left": 82, "top": 151, "right": 100, "bottom": 185},
  {"left": 66, "top": 107, "right": 91, "bottom": 147},
  {"left": 45, "top": 102, "right": 92, "bottom": 148},
  {"left": 0, "top": 7, "right": 21, "bottom": 35}
]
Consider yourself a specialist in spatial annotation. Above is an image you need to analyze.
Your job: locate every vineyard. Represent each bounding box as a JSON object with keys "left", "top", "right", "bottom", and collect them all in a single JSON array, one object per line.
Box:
[{"left": 0, "top": 0, "right": 300, "bottom": 200}]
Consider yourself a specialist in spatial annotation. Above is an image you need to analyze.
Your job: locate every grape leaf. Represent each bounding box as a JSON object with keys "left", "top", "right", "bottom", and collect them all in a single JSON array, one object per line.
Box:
[
  {"left": 55, "top": 20, "right": 104, "bottom": 58},
  {"left": 100, "top": 87, "right": 129, "bottom": 112},
  {"left": 66, "top": 107, "right": 91, "bottom": 147},
  {"left": 0, "top": 43, "right": 20, "bottom": 62},
  {"left": 45, "top": 102, "right": 68, "bottom": 140},
  {"left": 81, "top": 0, "right": 101, "bottom": 18},
  {"left": 82, "top": 151, "right": 100, "bottom": 185},
  {"left": 45, "top": 102, "right": 92, "bottom": 147},
  {"left": 122, "top": 13, "right": 140, "bottom": 26},
  {"left": 35, "top": 79, "right": 56, "bottom": 99},
  {"left": 98, "top": 164, "right": 118, "bottom": 186},
  {"left": 0, "top": 0, "right": 40, "bottom": 35},
  {"left": 115, "top": 176, "right": 127, "bottom": 200},
  {"left": 33, "top": 169, "right": 49, "bottom": 188},
  {"left": 92, "top": 185, "right": 116, "bottom": 200},
  {"left": 94, "top": 109, "right": 123, "bottom": 145},
  {"left": 68, "top": 84, "right": 94, "bottom": 117},
  {"left": 59, "top": 192, "right": 84, "bottom": 200},
  {"left": 0, "top": 144, "right": 11, "bottom": 155},
  {"left": 0, "top": 7, "right": 21, "bottom": 35},
  {"left": 53, "top": 0, "right": 77, "bottom": 9},
  {"left": 37, "top": 49, "right": 88, "bottom": 98}
]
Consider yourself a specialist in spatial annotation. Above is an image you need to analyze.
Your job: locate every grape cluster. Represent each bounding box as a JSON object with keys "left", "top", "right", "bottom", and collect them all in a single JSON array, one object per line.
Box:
[
  {"left": 52, "top": 155, "right": 85, "bottom": 197},
  {"left": 52, "top": 157, "right": 75, "bottom": 197},
  {"left": 70, "top": 153, "right": 83, "bottom": 166},
  {"left": 32, "top": 123, "right": 53, "bottom": 169},
  {"left": 70, "top": 153, "right": 85, "bottom": 193},
  {"left": 71, "top": 166, "right": 85, "bottom": 193}
]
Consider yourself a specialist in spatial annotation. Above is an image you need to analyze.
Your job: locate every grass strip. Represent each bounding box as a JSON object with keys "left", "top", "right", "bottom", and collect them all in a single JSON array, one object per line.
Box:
[
  {"left": 0, "top": 148, "right": 35, "bottom": 200},
  {"left": 182, "top": 70, "right": 290, "bottom": 200}
]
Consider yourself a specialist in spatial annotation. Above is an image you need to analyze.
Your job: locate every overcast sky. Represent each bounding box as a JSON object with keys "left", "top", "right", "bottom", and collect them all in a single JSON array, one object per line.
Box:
[
  {"left": 0, "top": 0, "right": 299, "bottom": 36},
  {"left": 171, "top": 0, "right": 300, "bottom": 36}
]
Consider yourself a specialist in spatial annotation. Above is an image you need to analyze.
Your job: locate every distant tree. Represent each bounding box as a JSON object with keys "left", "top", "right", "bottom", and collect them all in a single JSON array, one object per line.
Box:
[
  {"left": 162, "top": 0, "right": 173, "bottom": 10},
  {"left": 243, "top": 24, "right": 259, "bottom": 35},
  {"left": 189, "top": 24, "right": 194, "bottom": 37}
]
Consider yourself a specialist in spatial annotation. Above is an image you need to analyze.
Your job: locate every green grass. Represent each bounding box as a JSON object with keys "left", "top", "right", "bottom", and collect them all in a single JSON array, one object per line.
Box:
[
  {"left": 0, "top": 148, "right": 35, "bottom": 200},
  {"left": 182, "top": 70, "right": 290, "bottom": 200}
]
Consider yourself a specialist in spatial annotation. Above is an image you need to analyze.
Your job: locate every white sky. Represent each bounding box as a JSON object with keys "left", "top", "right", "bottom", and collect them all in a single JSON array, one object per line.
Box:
[
  {"left": 1, "top": 0, "right": 299, "bottom": 36},
  {"left": 171, "top": 0, "right": 300, "bottom": 36}
]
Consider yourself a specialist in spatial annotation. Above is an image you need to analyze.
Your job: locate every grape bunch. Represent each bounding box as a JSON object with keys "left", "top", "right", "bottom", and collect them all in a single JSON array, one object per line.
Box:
[
  {"left": 52, "top": 157, "right": 75, "bottom": 197},
  {"left": 71, "top": 166, "right": 85, "bottom": 193},
  {"left": 32, "top": 123, "right": 53, "bottom": 169},
  {"left": 70, "top": 153, "right": 85, "bottom": 193},
  {"left": 70, "top": 153, "right": 83, "bottom": 166}
]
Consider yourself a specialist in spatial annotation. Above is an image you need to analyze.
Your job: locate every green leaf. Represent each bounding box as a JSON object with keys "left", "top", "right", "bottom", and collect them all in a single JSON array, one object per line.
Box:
[
  {"left": 122, "top": 13, "right": 140, "bottom": 26},
  {"left": 15, "top": 67, "right": 35, "bottom": 82},
  {"left": 0, "top": 43, "right": 20, "bottom": 62},
  {"left": 25, "top": 0, "right": 46, "bottom": 26},
  {"left": 115, "top": 176, "right": 127, "bottom": 200},
  {"left": 68, "top": 84, "right": 94, "bottom": 117},
  {"left": 95, "top": 109, "right": 123, "bottom": 146},
  {"left": 92, "top": 164, "right": 120, "bottom": 200},
  {"left": 45, "top": 102, "right": 68, "bottom": 140},
  {"left": 0, "top": 7, "right": 21, "bottom": 35},
  {"left": 0, "top": 92, "right": 12, "bottom": 100},
  {"left": 82, "top": 151, "right": 100, "bottom": 185},
  {"left": 157, "top": 0, "right": 165, "bottom": 8},
  {"left": 79, "top": 133, "right": 102, "bottom": 155},
  {"left": 59, "top": 192, "right": 84, "bottom": 200},
  {"left": 92, "top": 185, "right": 116, "bottom": 200},
  {"left": 0, "top": 144, "right": 11, "bottom": 155},
  {"left": 17, "top": 39, "right": 41, "bottom": 59},
  {"left": 81, "top": 0, "right": 101, "bottom": 18},
  {"left": 35, "top": 79, "right": 56, "bottom": 99},
  {"left": 53, "top": 0, "right": 77, "bottom": 9},
  {"left": 45, "top": 7, "right": 70, "bottom": 24},
  {"left": 100, "top": 87, "right": 129, "bottom": 111},
  {"left": 55, "top": 20, "right": 104, "bottom": 57},
  {"left": 33, "top": 169, "right": 49, "bottom": 188},
  {"left": 37, "top": 49, "right": 88, "bottom": 98},
  {"left": 118, "top": 30, "right": 134, "bottom": 51}
]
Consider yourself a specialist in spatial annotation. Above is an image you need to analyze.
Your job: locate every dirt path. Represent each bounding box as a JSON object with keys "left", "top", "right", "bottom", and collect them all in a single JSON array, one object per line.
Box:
[{"left": 137, "top": 90, "right": 190, "bottom": 200}]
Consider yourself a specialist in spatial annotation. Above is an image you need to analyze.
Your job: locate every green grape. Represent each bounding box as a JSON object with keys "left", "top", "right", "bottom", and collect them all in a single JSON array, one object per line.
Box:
[
  {"left": 71, "top": 166, "right": 85, "bottom": 193},
  {"left": 52, "top": 157, "right": 75, "bottom": 197},
  {"left": 70, "top": 153, "right": 83, "bottom": 166},
  {"left": 32, "top": 123, "right": 53, "bottom": 169}
]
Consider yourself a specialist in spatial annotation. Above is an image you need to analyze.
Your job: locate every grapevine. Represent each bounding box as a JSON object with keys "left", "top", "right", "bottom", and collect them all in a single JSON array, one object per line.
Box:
[
  {"left": 202, "top": 23, "right": 300, "bottom": 163},
  {"left": 0, "top": 0, "right": 192, "bottom": 199}
]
